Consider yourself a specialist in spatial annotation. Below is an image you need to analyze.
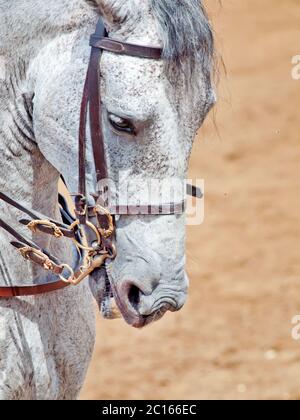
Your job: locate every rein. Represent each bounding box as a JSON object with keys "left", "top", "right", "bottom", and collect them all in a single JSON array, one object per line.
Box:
[{"left": 0, "top": 18, "right": 201, "bottom": 297}]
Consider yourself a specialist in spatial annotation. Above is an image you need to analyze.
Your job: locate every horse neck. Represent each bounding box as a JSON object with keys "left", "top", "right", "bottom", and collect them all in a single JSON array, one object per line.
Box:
[
  {"left": 0, "top": 0, "right": 92, "bottom": 54},
  {"left": 0, "top": 1, "right": 93, "bottom": 286},
  {"left": 0, "top": 129, "right": 74, "bottom": 285}
]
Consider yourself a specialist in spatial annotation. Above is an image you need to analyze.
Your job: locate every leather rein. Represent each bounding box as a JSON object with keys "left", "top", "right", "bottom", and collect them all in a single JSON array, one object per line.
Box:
[{"left": 0, "top": 18, "right": 201, "bottom": 298}]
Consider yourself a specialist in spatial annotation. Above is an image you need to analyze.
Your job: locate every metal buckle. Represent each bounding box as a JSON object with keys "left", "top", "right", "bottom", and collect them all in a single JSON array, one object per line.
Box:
[
  {"left": 19, "top": 246, "right": 57, "bottom": 272},
  {"left": 73, "top": 194, "right": 87, "bottom": 217},
  {"left": 27, "top": 219, "right": 64, "bottom": 238},
  {"left": 20, "top": 203, "right": 116, "bottom": 286},
  {"left": 70, "top": 220, "right": 101, "bottom": 252},
  {"left": 59, "top": 264, "right": 75, "bottom": 284},
  {"left": 66, "top": 250, "right": 115, "bottom": 286},
  {"left": 74, "top": 204, "right": 87, "bottom": 217},
  {"left": 93, "top": 205, "right": 115, "bottom": 239}
]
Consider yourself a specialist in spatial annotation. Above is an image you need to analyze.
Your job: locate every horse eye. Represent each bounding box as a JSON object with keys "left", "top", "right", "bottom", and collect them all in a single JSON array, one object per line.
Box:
[{"left": 108, "top": 113, "right": 135, "bottom": 135}]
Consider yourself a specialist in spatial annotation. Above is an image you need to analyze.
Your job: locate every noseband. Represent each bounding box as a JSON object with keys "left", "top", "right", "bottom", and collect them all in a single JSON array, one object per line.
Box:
[{"left": 0, "top": 18, "right": 202, "bottom": 297}]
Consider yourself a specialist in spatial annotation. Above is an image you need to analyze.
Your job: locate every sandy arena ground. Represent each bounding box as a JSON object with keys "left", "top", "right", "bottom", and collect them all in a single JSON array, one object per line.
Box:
[{"left": 80, "top": 0, "right": 300, "bottom": 400}]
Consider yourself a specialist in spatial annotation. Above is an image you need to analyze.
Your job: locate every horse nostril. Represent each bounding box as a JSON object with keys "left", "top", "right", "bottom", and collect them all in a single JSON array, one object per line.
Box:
[{"left": 128, "top": 285, "right": 141, "bottom": 311}]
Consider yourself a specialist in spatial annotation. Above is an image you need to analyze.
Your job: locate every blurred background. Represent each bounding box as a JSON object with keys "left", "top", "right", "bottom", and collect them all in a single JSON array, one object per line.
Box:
[{"left": 80, "top": 0, "right": 300, "bottom": 400}]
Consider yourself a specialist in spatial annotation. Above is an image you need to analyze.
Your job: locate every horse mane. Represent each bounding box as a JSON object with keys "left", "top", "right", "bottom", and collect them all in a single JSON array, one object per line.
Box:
[
  {"left": 88, "top": 0, "right": 215, "bottom": 88},
  {"left": 151, "top": 0, "right": 215, "bottom": 87}
]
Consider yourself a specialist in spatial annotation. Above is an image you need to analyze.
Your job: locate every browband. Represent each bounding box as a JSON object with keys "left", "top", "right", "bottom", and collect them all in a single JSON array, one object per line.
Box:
[{"left": 89, "top": 35, "right": 162, "bottom": 60}]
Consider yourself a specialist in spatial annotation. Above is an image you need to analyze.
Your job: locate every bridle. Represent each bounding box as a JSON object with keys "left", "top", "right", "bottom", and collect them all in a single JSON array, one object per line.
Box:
[{"left": 0, "top": 18, "right": 201, "bottom": 298}]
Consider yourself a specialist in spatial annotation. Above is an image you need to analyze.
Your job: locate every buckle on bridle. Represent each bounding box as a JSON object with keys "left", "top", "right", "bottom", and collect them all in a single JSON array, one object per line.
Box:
[
  {"left": 63, "top": 246, "right": 116, "bottom": 286},
  {"left": 59, "top": 264, "right": 75, "bottom": 284},
  {"left": 70, "top": 220, "right": 102, "bottom": 252},
  {"left": 19, "top": 199, "right": 117, "bottom": 287},
  {"left": 74, "top": 194, "right": 88, "bottom": 217},
  {"left": 62, "top": 198, "right": 117, "bottom": 285},
  {"left": 93, "top": 205, "right": 115, "bottom": 239},
  {"left": 27, "top": 220, "right": 64, "bottom": 239},
  {"left": 19, "top": 246, "right": 60, "bottom": 273}
]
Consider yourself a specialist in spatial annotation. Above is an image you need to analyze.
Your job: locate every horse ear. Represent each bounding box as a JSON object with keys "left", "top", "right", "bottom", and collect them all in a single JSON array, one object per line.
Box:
[{"left": 92, "top": 0, "right": 133, "bottom": 32}]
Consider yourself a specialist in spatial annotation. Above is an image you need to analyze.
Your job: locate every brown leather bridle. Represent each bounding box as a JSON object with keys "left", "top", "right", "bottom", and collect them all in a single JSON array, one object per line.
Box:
[{"left": 0, "top": 18, "right": 201, "bottom": 297}]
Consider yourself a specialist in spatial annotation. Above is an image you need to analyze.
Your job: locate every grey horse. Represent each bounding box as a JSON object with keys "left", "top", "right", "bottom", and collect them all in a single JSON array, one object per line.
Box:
[{"left": 0, "top": 0, "right": 215, "bottom": 400}]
